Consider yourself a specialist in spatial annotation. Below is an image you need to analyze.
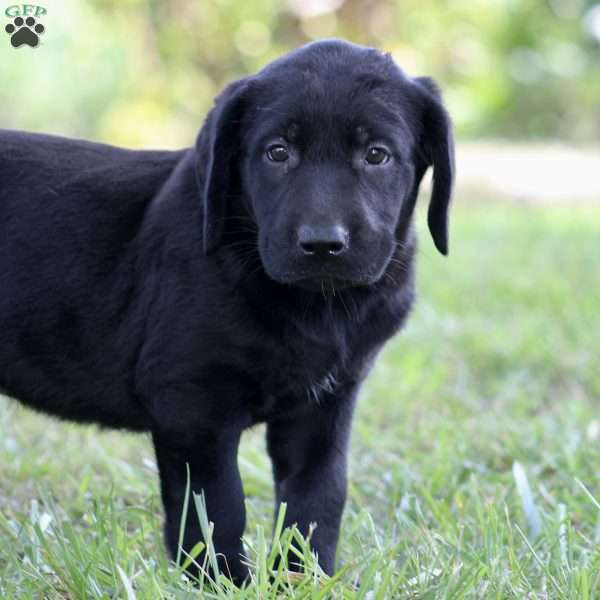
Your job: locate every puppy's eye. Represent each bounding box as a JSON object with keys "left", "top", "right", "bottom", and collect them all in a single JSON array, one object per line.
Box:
[
  {"left": 266, "top": 145, "right": 289, "bottom": 162},
  {"left": 365, "top": 147, "right": 390, "bottom": 165}
]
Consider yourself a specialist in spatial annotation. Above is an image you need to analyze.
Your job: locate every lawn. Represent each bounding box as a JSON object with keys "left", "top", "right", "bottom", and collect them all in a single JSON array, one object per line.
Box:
[{"left": 1, "top": 201, "right": 599, "bottom": 599}]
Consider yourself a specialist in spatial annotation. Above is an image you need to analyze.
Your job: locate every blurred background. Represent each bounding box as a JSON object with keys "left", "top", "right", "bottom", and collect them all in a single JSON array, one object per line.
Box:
[{"left": 1, "top": 0, "right": 599, "bottom": 202}]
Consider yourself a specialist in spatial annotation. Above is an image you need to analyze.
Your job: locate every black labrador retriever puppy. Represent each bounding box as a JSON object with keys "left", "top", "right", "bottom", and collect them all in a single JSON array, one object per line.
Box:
[{"left": 0, "top": 39, "right": 454, "bottom": 582}]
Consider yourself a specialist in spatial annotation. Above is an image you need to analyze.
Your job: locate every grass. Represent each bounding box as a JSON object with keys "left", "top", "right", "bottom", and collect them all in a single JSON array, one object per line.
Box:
[{"left": 1, "top": 200, "right": 599, "bottom": 598}]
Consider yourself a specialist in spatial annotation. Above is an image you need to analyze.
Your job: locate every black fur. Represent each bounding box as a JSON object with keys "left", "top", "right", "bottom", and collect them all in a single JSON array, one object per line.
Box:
[{"left": 0, "top": 40, "right": 454, "bottom": 583}]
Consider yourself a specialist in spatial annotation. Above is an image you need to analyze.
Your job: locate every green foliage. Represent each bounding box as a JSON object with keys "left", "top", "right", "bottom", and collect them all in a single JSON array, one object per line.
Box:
[
  {"left": 1, "top": 0, "right": 599, "bottom": 145},
  {"left": 1, "top": 201, "right": 599, "bottom": 597}
]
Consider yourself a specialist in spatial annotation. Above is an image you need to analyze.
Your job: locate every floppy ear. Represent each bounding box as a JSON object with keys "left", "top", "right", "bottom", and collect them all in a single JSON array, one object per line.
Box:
[
  {"left": 196, "top": 78, "right": 251, "bottom": 255},
  {"left": 414, "top": 77, "right": 455, "bottom": 256}
]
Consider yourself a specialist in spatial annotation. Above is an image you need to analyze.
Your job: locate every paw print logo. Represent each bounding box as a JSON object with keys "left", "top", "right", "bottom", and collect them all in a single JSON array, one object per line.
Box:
[{"left": 5, "top": 16, "right": 45, "bottom": 48}]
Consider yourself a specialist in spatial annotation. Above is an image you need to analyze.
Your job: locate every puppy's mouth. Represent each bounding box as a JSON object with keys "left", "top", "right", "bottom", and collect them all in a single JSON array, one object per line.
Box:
[
  {"left": 271, "top": 270, "right": 378, "bottom": 291},
  {"left": 259, "top": 248, "right": 390, "bottom": 291},
  {"left": 293, "top": 277, "right": 361, "bottom": 292}
]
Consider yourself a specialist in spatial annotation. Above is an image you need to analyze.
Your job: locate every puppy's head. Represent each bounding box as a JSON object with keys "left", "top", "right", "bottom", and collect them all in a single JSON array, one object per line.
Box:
[{"left": 198, "top": 40, "right": 454, "bottom": 290}]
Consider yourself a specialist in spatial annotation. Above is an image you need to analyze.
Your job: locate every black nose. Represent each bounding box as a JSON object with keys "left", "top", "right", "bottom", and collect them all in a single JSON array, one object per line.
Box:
[{"left": 298, "top": 225, "right": 349, "bottom": 257}]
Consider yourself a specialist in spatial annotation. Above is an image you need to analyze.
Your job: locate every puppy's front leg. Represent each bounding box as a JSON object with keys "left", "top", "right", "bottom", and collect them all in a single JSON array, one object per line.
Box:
[
  {"left": 266, "top": 386, "right": 357, "bottom": 575},
  {"left": 152, "top": 423, "right": 248, "bottom": 584}
]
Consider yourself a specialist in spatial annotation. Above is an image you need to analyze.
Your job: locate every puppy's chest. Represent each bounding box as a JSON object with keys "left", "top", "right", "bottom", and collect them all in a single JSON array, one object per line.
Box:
[{"left": 251, "top": 321, "right": 350, "bottom": 417}]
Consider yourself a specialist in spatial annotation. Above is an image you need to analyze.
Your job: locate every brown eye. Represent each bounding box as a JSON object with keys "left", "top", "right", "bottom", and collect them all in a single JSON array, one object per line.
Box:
[
  {"left": 365, "top": 147, "right": 389, "bottom": 165},
  {"left": 266, "top": 145, "right": 289, "bottom": 162}
]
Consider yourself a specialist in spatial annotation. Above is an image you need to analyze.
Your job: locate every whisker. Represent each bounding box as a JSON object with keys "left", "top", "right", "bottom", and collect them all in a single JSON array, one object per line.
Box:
[{"left": 337, "top": 290, "right": 352, "bottom": 322}]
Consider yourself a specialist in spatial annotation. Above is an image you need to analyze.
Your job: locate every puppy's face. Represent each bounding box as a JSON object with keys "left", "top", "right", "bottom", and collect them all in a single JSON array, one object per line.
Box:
[
  {"left": 242, "top": 78, "right": 414, "bottom": 290},
  {"left": 200, "top": 41, "right": 454, "bottom": 290}
]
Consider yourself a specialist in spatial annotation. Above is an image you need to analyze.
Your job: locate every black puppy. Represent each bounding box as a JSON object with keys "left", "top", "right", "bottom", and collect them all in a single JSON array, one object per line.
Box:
[{"left": 0, "top": 40, "right": 454, "bottom": 582}]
